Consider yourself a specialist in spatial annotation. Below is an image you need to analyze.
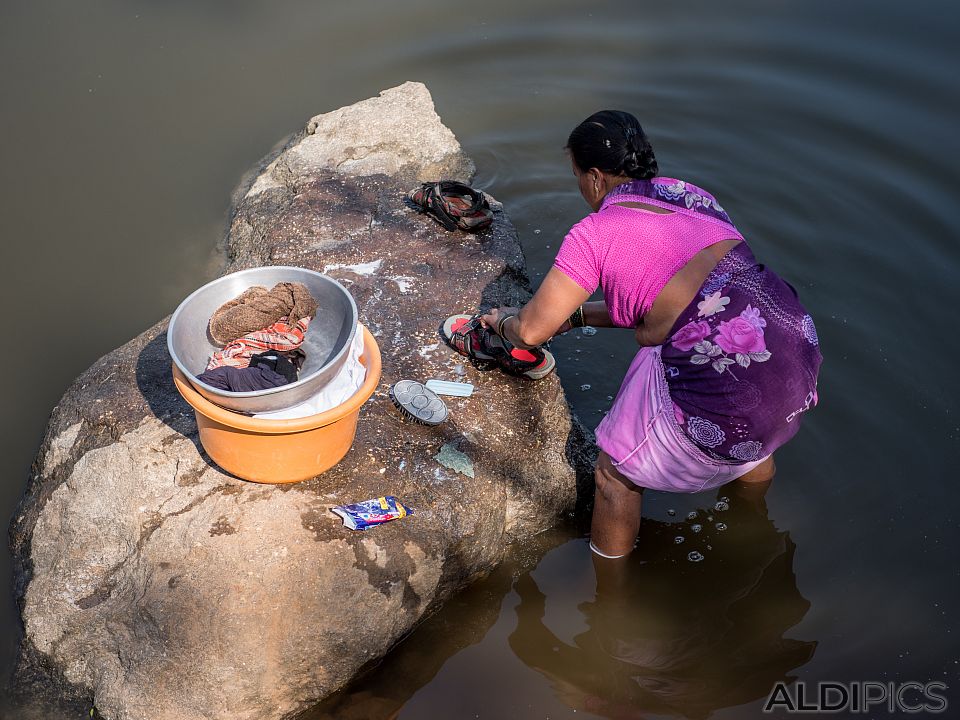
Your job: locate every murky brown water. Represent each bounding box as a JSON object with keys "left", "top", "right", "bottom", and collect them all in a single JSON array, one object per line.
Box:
[{"left": 2, "top": 0, "right": 958, "bottom": 717}]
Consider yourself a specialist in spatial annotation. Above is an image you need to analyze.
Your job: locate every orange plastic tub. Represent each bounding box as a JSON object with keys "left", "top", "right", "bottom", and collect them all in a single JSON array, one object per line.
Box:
[{"left": 172, "top": 324, "right": 381, "bottom": 484}]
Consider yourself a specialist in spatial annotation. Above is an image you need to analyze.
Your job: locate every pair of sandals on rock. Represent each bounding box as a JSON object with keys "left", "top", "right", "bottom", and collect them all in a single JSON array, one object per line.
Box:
[
  {"left": 412, "top": 182, "right": 553, "bottom": 380},
  {"left": 440, "top": 314, "right": 555, "bottom": 381},
  {"left": 407, "top": 181, "right": 494, "bottom": 233}
]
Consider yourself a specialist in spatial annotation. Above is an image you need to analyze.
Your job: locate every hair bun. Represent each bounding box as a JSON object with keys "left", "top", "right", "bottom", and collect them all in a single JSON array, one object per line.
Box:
[
  {"left": 623, "top": 126, "right": 641, "bottom": 152},
  {"left": 567, "top": 110, "right": 658, "bottom": 180}
]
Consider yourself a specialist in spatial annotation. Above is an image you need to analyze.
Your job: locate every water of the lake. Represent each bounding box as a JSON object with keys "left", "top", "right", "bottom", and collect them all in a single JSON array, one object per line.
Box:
[{"left": 1, "top": 0, "right": 957, "bottom": 717}]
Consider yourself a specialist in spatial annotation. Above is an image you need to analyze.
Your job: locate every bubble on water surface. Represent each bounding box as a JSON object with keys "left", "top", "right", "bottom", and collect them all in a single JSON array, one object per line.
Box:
[
  {"left": 687, "top": 551, "right": 705, "bottom": 562},
  {"left": 691, "top": 524, "right": 702, "bottom": 533},
  {"left": 674, "top": 535, "right": 685, "bottom": 544},
  {"left": 686, "top": 511, "right": 698, "bottom": 520},
  {"left": 714, "top": 501, "right": 729, "bottom": 512},
  {"left": 719, "top": 496, "right": 730, "bottom": 503},
  {"left": 715, "top": 523, "right": 727, "bottom": 531},
  {"left": 667, "top": 509, "right": 676, "bottom": 516},
  {"left": 580, "top": 384, "right": 592, "bottom": 391},
  {"left": 533, "top": 228, "right": 542, "bottom": 234},
  {"left": 582, "top": 326, "right": 597, "bottom": 336}
]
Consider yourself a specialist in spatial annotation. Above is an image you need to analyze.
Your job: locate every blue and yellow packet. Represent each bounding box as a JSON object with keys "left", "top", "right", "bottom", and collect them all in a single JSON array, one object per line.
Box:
[{"left": 331, "top": 495, "right": 413, "bottom": 531}]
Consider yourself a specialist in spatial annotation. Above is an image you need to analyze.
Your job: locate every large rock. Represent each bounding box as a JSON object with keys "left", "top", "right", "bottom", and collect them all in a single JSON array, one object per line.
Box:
[
  {"left": 9, "top": 82, "right": 593, "bottom": 720},
  {"left": 245, "top": 81, "right": 474, "bottom": 199}
]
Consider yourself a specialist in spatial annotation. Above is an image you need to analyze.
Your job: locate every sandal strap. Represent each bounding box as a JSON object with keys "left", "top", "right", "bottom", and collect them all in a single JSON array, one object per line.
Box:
[
  {"left": 497, "top": 345, "right": 547, "bottom": 375},
  {"left": 436, "top": 181, "right": 487, "bottom": 215},
  {"left": 425, "top": 183, "right": 459, "bottom": 231},
  {"left": 448, "top": 316, "right": 482, "bottom": 356}
]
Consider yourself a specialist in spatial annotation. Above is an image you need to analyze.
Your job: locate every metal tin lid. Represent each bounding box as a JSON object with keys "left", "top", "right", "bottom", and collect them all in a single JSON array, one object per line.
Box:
[{"left": 389, "top": 380, "right": 448, "bottom": 425}]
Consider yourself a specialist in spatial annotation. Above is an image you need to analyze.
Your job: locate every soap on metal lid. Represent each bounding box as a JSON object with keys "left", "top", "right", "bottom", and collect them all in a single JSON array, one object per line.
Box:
[{"left": 389, "top": 380, "right": 448, "bottom": 425}]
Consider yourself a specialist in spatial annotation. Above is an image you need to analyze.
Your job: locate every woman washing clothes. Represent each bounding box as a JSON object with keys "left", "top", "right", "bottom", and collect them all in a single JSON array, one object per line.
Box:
[{"left": 461, "top": 111, "right": 822, "bottom": 560}]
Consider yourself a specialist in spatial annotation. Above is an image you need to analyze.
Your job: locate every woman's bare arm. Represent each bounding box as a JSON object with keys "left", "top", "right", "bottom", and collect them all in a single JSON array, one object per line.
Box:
[
  {"left": 548, "top": 300, "right": 618, "bottom": 338},
  {"left": 481, "top": 268, "right": 590, "bottom": 348},
  {"left": 581, "top": 301, "right": 615, "bottom": 328}
]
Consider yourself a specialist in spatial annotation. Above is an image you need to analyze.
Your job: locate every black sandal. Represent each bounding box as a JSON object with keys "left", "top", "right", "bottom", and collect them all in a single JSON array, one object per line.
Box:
[
  {"left": 408, "top": 181, "right": 494, "bottom": 232},
  {"left": 440, "top": 314, "right": 556, "bottom": 380}
]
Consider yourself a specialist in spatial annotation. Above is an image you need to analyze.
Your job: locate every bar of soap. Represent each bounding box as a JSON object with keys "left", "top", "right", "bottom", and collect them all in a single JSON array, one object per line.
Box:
[{"left": 425, "top": 379, "right": 474, "bottom": 397}]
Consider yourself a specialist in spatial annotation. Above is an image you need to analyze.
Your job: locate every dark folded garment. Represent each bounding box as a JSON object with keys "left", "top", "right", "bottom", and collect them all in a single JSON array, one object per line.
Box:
[
  {"left": 249, "top": 349, "right": 304, "bottom": 384},
  {"left": 196, "top": 366, "right": 290, "bottom": 393}
]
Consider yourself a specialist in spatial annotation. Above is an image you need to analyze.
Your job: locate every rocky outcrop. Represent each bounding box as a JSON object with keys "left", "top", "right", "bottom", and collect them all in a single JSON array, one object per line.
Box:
[{"left": 9, "top": 82, "right": 593, "bottom": 720}]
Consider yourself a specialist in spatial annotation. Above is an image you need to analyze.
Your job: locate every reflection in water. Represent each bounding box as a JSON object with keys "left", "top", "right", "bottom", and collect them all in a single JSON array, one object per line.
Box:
[
  {"left": 306, "top": 483, "right": 815, "bottom": 720},
  {"left": 510, "top": 481, "right": 816, "bottom": 720}
]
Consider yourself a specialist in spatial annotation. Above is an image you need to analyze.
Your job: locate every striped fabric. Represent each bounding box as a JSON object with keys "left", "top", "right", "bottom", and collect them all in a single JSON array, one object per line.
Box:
[{"left": 206, "top": 317, "right": 310, "bottom": 371}]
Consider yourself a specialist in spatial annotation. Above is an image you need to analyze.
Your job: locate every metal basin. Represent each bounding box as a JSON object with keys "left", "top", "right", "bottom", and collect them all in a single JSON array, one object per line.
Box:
[{"left": 168, "top": 266, "right": 358, "bottom": 414}]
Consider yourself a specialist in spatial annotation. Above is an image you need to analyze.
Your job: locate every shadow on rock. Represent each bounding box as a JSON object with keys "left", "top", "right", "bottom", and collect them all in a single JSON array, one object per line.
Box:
[
  {"left": 566, "top": 415, "right": 598, "bottom": 519},
  {"left": 134, "top": 328, "right": 217, "bottom": 472}
]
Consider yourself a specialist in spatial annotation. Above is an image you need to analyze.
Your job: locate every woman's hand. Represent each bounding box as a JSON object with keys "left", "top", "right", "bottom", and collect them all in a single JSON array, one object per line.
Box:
[
  {"left": 480, "top": 306, "right": 520, "bottom": 336},
  {"left": 480, "top": 268, "right": 592, "bottom": 348}
]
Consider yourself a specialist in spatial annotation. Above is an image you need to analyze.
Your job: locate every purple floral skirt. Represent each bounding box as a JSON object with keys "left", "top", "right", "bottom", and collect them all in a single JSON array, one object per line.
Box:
[
  {"left": 660, "top": 242, "right": 822, "bottom": 462},
  {"left": 596, "top": 346, "right": 769, "bottom": 492}
]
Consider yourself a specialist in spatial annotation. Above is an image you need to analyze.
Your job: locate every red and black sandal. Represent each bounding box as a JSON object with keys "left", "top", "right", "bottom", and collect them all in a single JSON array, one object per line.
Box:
[
  {"left": 407, "top": 181, "right": 494, "bottom": 233},
  {"left": 440, "top": 314, "right": 556, "bottom": 381}
]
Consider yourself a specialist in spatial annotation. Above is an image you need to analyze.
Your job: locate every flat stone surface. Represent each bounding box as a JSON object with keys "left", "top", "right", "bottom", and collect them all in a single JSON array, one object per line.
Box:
[{"left": 9, "top": 82, "right": 593, "bottom": 720}]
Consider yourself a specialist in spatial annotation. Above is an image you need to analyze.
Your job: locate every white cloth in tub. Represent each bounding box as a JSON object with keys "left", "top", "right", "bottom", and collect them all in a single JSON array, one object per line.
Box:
[{"left": 253, "top": 323, "right": 366, "bottom": 420}]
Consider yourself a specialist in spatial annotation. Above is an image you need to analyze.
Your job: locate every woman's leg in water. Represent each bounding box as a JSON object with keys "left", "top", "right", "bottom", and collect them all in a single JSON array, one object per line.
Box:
[
  {"left": 738, "top": 454, "right": 776, "bottom": 483},
  {"left": 590, "top": 452, "right": 774, "bottom": 573},
  {"left": 590, "top": 451, "right": 644, "bottom": 557},
  {"left": 590, "top": 452, "right": 642, "bottom": 593},
  {"left": 724, "top": 454, "right": 776, "bottom": 511}
]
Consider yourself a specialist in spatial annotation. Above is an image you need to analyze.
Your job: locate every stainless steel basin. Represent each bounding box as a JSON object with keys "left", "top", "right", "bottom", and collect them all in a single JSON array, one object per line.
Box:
[{"left": 167, "top": 266, "right": 358, "bottom": 413}]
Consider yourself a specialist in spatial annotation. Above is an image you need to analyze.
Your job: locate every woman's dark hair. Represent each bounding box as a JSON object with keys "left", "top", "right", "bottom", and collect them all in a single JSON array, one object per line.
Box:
[{"left": 566, "top": 110, "right": 658, "bottom": 180}]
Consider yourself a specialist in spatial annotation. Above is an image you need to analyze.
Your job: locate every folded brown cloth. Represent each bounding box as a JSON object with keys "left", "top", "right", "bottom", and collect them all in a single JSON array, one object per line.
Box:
[{"left": 208, "top": 282, "right": 319, "bottom": 346}]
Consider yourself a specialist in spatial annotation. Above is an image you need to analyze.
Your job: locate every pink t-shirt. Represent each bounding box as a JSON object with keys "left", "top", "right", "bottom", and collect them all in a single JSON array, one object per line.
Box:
[{"left": 553, "top": 179, "right": 744, "bottom": 328}]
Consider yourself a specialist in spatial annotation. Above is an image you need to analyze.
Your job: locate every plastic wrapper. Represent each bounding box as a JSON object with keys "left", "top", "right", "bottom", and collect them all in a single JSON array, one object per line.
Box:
[{"left": 331, "top": 495, "right": 412, "bottom": 530}]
